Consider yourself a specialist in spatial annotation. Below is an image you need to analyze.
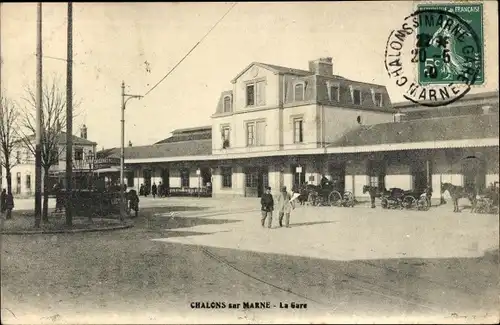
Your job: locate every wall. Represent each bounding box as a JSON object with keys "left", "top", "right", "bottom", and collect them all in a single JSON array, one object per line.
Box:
[
  {"left": 4, "top": 142, "right": 96, "bottom": 196},
  {"left": 233, "top": 65, "right": 280, "bottom": 112},
  {"left": 282, "top": 104, "right": 319, "bottom": 150},
  {"left": 212, "top": 108, "right": 281, "bottom": 154},
  {"left": 322, "top": 105, "right": 393, "bottom": 144}
]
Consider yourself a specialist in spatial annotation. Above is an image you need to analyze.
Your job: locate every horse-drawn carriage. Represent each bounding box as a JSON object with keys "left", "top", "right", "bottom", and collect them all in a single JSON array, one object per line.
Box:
[
  {"left": 297, "top": 180, "right": 355, "bottom": 207},
  {"left": 379, "top": 187, "right": 431, "bottom": 211}
]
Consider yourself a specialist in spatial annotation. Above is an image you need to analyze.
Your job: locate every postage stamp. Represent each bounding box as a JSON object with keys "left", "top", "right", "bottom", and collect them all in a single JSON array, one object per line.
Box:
[
  {"left": 416, "top": 3, "right": 484, "bottom": 86},
  {"left": 384, "top": 3, "right": 484, "bottom": 107}
]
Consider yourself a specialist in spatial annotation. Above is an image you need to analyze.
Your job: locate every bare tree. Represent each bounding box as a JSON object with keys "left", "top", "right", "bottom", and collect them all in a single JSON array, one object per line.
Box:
[
  {"left": 19, "top": 76, "right": 80, "bottom": 223},
  {"left": 0, "top": 94, "right": 20, "bottom": 198}
]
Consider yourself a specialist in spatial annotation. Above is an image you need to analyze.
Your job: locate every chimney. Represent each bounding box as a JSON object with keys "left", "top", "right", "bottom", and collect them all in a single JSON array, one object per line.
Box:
[
  {"left": 308, "top": 57, "right": 333, "bottom": 76},
  {"left": 128, "top": 141, "right": 133, "bottom": 147},
  {"left": 80, "top": 124, "right": 88, "bottom": 139}
]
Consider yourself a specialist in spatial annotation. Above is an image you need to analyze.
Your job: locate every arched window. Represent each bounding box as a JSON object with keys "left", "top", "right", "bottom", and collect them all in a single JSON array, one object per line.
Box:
[
  {"left": 223, "top": 96, "right": 232, "bottom": 112},
  {"left": 294, "top": 83, "right": 305, "bottom": 101}
]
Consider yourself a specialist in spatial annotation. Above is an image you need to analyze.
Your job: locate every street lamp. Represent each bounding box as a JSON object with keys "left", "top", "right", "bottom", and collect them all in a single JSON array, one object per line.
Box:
[{"left": 120, "top": 81, "right": 142, "bottom": 221}]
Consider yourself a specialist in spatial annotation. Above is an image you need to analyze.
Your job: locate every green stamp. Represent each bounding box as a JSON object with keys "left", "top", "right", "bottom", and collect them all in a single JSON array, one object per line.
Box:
[{"left": 416, "top": 3, "right": 484, "bottom": 85}]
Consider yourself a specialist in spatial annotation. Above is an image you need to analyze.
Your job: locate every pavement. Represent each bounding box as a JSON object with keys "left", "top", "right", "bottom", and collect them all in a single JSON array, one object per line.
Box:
[
  {"left": 151, "top": 204, "right": 499, "bottom": 262},
  {"left": 2, "top": 196, "right": 498, "bottom": 324}
]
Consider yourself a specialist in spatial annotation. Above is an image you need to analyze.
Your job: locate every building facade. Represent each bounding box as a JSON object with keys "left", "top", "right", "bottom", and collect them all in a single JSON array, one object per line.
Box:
[
  {"left": 1, "top": 125, "right": 97, "bottom": 197},
  {"left": 98, "top": 57, "right": 499, "bottom": 202}
]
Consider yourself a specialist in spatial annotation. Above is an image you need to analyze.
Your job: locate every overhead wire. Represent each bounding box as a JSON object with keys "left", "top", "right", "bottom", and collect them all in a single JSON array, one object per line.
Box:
[{"left": 143, "top": 2, "right": 237, "bottom": 97}]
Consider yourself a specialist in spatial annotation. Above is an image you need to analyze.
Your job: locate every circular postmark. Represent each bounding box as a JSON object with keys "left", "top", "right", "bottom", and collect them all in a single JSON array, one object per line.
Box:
[{"left": 384, "top": 8, "right": 482, "bottom": 107}]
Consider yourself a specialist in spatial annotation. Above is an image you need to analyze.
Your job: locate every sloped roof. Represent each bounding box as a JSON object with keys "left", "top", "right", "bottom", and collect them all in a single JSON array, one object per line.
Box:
[
  {"left": 231, "top": 62, "right": 312, "bottom": 83},
  {"left": 155, "top": 132, "right": 212, "bottom": 144},
  {"left": 330, "top": 114, "right": 499, "bottom": 147},
  {"left": 21, "top": 132, "right": 96, "bottom": 146},
  {"left": 100, "top": 139, "right": 212, "bottom": 160},
  {"left": 155, "top": 126, "right": 212, "bottom": 144},
  {"left": 392, "top": 91, "right": 499, "bottom": 110},
  {"left": 171, "top": 125, "right": 211, "bottom": 134},
  {"left": 58, "top": 132, "right": 97, "bottom": 145}
]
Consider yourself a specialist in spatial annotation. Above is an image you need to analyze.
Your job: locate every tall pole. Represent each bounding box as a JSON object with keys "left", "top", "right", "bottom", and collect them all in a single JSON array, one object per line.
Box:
[
  {"left": 120, "top": 81, "right": 125, "bottom": 221},
  {"left": 34, "top": 2, "right": 43, "bottom": 228},
  {"left": 65, "top": 2, "right": 73, "bottom": 226},
  {"left": 120, "top": 83, "right": 141, "bottom": 221}
]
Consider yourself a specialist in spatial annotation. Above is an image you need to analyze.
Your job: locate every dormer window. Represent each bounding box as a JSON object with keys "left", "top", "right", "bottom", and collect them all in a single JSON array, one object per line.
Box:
[
  {"left": 327, "top": 82, "right": 340, "bottom": 102},
  {"left": 246, "top": 85, "right": 255, "bottom": 106},
  {"left": 223, "top": 96, "right": 232, "bottom": 112},
  {"left": 330, "top": 85, "right": 339, "bottom": 101},
  {"left": 352, "top": 89, "right": 362, "bottom": 105},
  {"left": 246, "top": 80, "right": 266, "bottom": 107},
  {"left": 374, "top": 93, "right": 383, "bottom": 107},
  {"left": 294, "top": 83, "right": 305, "bottom": 101}
]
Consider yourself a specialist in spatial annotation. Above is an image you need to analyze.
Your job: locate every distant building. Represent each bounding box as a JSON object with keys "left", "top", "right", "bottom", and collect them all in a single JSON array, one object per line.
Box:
[
  {"left": 1, "top": 125, "right": 97, "bottom": 197},
  {"left": 97, "top": 57, "right": 499, "bottom": 202}
]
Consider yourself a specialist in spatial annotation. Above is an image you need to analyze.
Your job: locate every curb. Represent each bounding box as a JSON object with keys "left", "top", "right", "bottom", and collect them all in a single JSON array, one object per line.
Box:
[{"left": 1, "top": 221, "right": 134, "bottom": 235}]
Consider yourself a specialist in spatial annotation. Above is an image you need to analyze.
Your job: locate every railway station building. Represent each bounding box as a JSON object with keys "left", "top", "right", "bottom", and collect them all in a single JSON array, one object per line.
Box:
[{"left": 99, "top": 57, "right": 499, "bottom": 203}]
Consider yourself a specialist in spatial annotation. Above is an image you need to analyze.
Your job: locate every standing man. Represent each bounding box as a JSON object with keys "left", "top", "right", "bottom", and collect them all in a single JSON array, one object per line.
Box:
[
  {"left": 1, "top": 189, "right": 6, "bottom": 217},
  {"left": 260, "top": 186, "right": 274, "bottom": 228},
  {"left": 158, "top": 182, "right": 163, "bottom": 198},
  {"left": 151, "top": 182, "right": 157, "bottom": 198},
  {"left": 5, "top": 191, "right": 14, "bottom": 220},
  {"left": 277, "top": 186, "right": 295, "bottom": 228}
]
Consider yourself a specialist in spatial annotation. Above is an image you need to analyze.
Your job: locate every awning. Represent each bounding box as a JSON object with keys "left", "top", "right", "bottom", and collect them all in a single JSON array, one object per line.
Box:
[{"left": 94, "top": 167, "right": 132, "bottom": 174}]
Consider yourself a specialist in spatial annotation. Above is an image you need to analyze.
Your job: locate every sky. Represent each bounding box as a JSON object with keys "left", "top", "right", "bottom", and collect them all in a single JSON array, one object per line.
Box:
[{"left": 1, "top": 1, "right": 498, "bottom": 150}]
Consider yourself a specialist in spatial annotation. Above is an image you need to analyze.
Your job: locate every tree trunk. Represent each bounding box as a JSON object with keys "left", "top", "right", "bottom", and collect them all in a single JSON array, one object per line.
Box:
[
  {"left": 5, "top": 165, "right": 12, "bottom": 195},
  {"left": 42, "top": 167, "right": 50, "bottom": 223}
]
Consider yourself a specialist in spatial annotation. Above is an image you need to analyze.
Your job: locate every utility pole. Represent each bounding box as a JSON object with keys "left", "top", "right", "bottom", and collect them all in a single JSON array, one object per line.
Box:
[
  {"left": 120, "top": 81, "right": 142, "bottom": 221},
  {"left": 65, "top": 1, "right": 73, "bottom": 226},
  {"left": 34, "top": 2, "right": 43, "bottom": 228}
]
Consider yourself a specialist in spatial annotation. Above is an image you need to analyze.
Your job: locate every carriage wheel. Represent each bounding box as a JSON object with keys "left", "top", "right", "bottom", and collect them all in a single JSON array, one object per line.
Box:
[
  {"left": 417, "top": 196, "right": 430, "bottom": 211},
  {"left": 343, "top": 191, "right": 355, "bottom": 207},
  {"left": 402, "top": 196, "right": 416, "bottom": 209},
  {"left": 328, "top": 191, "right": 342, "bottom": 207}
]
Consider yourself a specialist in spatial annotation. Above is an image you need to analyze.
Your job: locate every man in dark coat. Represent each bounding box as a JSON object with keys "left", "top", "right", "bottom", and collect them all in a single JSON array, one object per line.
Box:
[
  {"left": 127, "top": 189, "right": 140, "bottom": 218},
  {"left": 158, "top": 182, "right": 163, "bottom": 198},
  {"left": 1, "top": 189, "right": 6, "bottom": 216},
  {"left": 260, "top": 186, "right": 274, "bottom": 228},
  {"left": 151, "top": 182, "right": 157, "bottom": 198},
  {"left": 5, "top": 191, "right": 14, "bottom": 220}
]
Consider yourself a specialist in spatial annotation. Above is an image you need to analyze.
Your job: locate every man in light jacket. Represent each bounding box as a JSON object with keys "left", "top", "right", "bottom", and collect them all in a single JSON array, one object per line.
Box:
[{"left": 277, "top": 186, "right": 295, "bottom": 228}]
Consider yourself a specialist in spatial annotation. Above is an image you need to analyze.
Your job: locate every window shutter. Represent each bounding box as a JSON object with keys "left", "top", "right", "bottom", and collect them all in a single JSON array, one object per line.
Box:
[
  {"left": 256, "top": 81, "right": 266, "bottom": 106},
  {"left": 256, "top": 121, "right": 266, "bottom": 146}
]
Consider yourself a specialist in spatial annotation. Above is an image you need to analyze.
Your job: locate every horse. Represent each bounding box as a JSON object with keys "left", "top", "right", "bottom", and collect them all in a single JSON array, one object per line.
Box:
[
  {"left": 440, "top": 182, "right": 477, "bottom": 213},
  {"left": 363, "top": 185, "right": 387, "bottom": 208}
]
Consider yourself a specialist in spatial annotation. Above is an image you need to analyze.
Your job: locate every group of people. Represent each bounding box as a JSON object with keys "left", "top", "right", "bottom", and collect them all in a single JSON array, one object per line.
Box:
[
  {"left": 0, "top": 189, "right": 15, "bottom": 219},
  {"left": 139, "top": 182, "right": 167, "bottom": 198},
  {"left": 260, "top": 186, "right": 298, "bottom": 229}
]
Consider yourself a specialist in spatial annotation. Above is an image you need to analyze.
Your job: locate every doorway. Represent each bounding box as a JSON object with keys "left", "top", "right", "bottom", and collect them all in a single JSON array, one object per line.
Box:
[
  {"left": 245, "top": 167, "right": 268, "bottom": 197},
  {"left": 411, "top": 160, "right": 428, "bottom": 191},
  {"left": 329, "top": 163, "right": 346, "bottom": 192},
  {"left": 161, "top": 168, "right": 169, "bottom": 196},
  {"left": 462, "top": 155, "right": 486, "bottom": 192}
]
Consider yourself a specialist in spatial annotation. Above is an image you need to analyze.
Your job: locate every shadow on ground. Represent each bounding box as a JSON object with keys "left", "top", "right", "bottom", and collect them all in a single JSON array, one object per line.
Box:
[
  {"left": 289, "top": 221, "right": 337, "bottom": 228},
  {"left": 131, "top": 215, "right": 241, "bottom": 233}
]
